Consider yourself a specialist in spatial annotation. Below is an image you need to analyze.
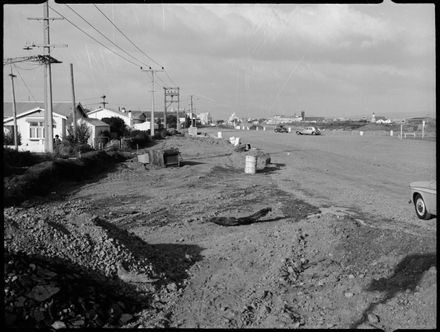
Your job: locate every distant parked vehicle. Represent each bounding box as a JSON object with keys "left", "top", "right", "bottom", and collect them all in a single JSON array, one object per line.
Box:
[
  {"left": 296, "top": 127, "right": 321, "bottom": 135},
  {"left": 409, "top": 180, "right": 436, "bottom": 219},
  {"left": 274, "top": 125, "right": 288, "bottom": 133}
]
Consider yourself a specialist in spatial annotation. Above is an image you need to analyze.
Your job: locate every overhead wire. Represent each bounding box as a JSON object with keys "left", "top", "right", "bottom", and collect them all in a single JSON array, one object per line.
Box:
[
  {"left": 93, "top": 3, "right": 163, "bottom": 68},
  {"left": 13, "top": 64, "right": 38, "bottom": 102},
  {"left": 64, "top": 4, "right": 151, "bottom": 68},
  {"left": 49, "top": 5, "right": 142, "bottom": 69},
  {"left": 93, "top": 3, "right": 179, "bottom": 87},
  {"left": 9, "top": 62, "right": 41, "bottom": 71}
]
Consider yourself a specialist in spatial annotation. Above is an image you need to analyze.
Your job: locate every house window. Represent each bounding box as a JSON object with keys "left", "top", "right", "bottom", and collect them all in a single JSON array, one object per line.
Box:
[{"left": 29, "top": 121, "right": 45, "bottom": 139}]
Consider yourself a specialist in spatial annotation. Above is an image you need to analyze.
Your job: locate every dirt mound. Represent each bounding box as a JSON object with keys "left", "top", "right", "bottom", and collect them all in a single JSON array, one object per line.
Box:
[
  {"left": 4, "top": 250, "right": 144, "bottom": 328},
  {"left": 3, "top": 200, "right": 166, "bottom": 328},
  {"left": 4, "top": 202, "right": 158, "bottom": 281},
  {"left": 3, "top": 151, "right": 130, "bottom": 207}
]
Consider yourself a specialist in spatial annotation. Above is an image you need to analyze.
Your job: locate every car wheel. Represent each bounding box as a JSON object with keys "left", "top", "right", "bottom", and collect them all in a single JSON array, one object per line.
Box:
[{"left": 414, "top": 194, "right": 431, "bottom": 220}]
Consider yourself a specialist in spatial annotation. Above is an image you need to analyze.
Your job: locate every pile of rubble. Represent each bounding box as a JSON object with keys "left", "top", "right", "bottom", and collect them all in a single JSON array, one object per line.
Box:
[{"left": 3, "top": 199, "right": 164, "bottom": 328}]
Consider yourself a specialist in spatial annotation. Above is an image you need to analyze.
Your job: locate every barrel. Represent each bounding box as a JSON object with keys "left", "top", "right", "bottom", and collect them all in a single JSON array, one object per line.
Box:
[
  {"left": 245, "top": 155, "right": 257, "bottom": 174},
  {"left": 390, "top": 130, "right": 393, "bottom": 136},
  {"left": 217, "top": 131, "right": 222, "bottom": 138},
  {"left": 360, "top": 131, "right": 364, "bottom": 136}
]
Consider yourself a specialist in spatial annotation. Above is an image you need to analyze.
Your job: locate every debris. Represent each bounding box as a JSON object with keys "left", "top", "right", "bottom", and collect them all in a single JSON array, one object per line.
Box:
[
  {"left": 344, "top": 292, "right": 354, "bottom": 298},
  {"left": 116, "top": 262, "right": 158, "bottom": 284},
  {"left": 51, "top": 321, "right": 66, "bottom": 329},
  {"left": 208, "top": 207, "right": 272, "bottom": 226},
  {"left": 367, "top": 313, "right": 380, "bottom": 324},
  {"left": 120, "top": 313, "right": 133, "bottom": 324},
  {"left": 27, "top": 284, "right": 60, "bottom": 302}
]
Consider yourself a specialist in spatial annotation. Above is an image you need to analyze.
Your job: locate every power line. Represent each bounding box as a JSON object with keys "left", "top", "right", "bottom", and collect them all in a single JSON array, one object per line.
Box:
[
  {"left": 93, "top": 4, "right": 163, "bottom": 68},
  {"left": 9, "top": 63, "right": 41, "bottom": 71},
  {"left": 49, "top": 5, "right": 141, "bottom": 68},
  {"left": 164, "top": 69, "right": 177, "bottom": 86},
  {"left": 13, "top": 64, "right": 38, "bottom": 102},
  {"left": 64, "top": 4, "right": 150, "bottom": 68}
]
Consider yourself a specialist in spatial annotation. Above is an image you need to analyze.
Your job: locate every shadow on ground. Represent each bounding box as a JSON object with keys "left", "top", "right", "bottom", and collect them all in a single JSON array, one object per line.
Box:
[
  {"left": 259, "top": 163, "right": 286, "bottom": 173},
  {"left": 93, "top": 218, "right": 204, "bottom": 286},
  {"left": 350, "top": 253, "right": 437, "bottom": 328}
]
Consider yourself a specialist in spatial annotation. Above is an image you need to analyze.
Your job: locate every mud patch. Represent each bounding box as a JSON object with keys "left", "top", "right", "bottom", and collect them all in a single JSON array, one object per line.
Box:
[{"left": 279, "top": 196, "right": 320, "bottom": 221}]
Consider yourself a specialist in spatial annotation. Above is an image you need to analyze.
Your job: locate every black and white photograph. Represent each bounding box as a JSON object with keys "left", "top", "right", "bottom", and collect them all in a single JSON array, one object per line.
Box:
[{"left": 3, "top": 1, "right": 436, "bottom": 329}]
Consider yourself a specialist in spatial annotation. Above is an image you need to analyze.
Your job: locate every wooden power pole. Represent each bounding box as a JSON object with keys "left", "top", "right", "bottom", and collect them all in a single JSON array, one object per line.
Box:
[
  {"left": 141, "top": 66, "right": 164, "bottom": 136},
  {"left": 8, "top": 67, "right": 18, "bottom": 150},
  {"left": 27, "top": 1, "right": 66, "bottom": 153},
  {"left": 70, "top": 63, "right": 77, "bottom": 138}
]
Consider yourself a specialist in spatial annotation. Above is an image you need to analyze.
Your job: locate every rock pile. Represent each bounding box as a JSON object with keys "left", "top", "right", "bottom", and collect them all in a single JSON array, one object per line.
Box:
[
  {"left": 3, "top": 199, "right": 164, "bottom": 328},
  {"left": 4, "top": 250, "right": 142, "bottom": 328}
]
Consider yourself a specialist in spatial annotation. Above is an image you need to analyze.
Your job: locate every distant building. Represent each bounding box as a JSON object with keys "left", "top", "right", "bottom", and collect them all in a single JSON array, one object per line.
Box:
[
  {"left": 303, "top": 116, "right": 325, "bottom": 123},
  {"left": 197, "top": 112, "right": 212, "bottom": 125},
  {"left": 266, "top": 115, "right": 302, "bottom": 124},
  {"left": 227, "top": 112, "right": 241, "bottom": 125}
]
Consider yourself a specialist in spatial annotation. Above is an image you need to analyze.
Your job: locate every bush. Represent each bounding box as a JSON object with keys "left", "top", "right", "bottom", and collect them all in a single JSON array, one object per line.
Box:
[
  {"left": 55, "top": 141, "right": 94, "bottom": 158},
  {"left": 65, "top": 122, "right": 91, "bottom": 145},
  {"left": 124, "top": 130, "right": 151, "bottom": 149},
  {"left": 101, "top": 117, "right": 128, "bottom": 138},
  {"left": 3, "top": 131, "right": 21, "bottom": 146}
]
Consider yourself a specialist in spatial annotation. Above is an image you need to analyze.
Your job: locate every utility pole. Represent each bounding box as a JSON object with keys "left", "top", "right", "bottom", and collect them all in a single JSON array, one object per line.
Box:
[
  {"left": 141, "top": 66, "right": 164, "bottom": 136},
  {"left": 177, "top": 87, "right": 180, "bottom": 130},
  {"left": 190, "top": 95, "right": 194, "bottom": 127},
  {"left": 28, "top": 1, "right": 66, "bottom": 153},
  {"left": 4, "top": 56, "right": 60, "bottom": 149},
  {"left": 101, "top": 95, "right": 108, "bottom": 109},
  {"left": 164, "top": 87, "right": 180, "bottom": 130},
  {"left": 8, "top": 67, "right": 18, "bottom": 150},
  {"left": 70, "top": 63, "right": 77, "bottom": 139}
]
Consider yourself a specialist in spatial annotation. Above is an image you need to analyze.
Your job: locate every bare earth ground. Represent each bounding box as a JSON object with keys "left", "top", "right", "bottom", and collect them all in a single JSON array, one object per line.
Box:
[{"left": 4, "top": 129, "right": 436, "bottom": 329}]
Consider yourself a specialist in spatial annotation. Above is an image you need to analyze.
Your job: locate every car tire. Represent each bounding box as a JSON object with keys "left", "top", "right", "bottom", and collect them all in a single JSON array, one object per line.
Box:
[{"left": 414, "top": 194, "right": 431, "bottom": 220}]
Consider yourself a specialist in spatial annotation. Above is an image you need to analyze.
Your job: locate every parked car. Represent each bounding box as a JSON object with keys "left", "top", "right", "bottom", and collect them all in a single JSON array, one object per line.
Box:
[
  {"left": 409, "top": 180, "right": 436, "bottom": 219},
  {"left": 274, "top": 125, "right": 288, "bottom": 133},
  {"left": 296, "top": 127, "right": 321, "bottom": 135}
]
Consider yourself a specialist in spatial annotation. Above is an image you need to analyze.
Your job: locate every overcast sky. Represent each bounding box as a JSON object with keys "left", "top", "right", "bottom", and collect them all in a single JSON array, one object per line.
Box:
[{"left": 3, "top": 1, "right": 436, "bottom": 120}]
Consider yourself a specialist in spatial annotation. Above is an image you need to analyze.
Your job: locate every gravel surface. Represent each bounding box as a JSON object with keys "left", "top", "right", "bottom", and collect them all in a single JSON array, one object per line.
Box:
[{"left": 4, "top": 131, "right": 436, "bottom": 329}]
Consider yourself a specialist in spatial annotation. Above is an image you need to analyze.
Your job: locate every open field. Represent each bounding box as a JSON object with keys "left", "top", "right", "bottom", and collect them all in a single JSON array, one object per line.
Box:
[{"left": 4, "top": 129, "right": 436, "bottom": 329}]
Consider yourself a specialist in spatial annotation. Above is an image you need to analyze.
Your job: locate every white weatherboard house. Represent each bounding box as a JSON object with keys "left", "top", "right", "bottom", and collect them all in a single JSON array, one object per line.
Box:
[
  {"left": 87, "top": 107, "right": 140, "bottom": 128},
  {"left": 3, "top": 102, "right": 109, "bottom": 152}
]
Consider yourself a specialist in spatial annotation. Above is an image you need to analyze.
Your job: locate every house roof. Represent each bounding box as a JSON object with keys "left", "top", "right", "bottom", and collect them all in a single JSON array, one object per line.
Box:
[
  {"left": 87, "top": 107, "right": 147, "bottom": 121},
  {"left": 83, "top": 118, "right": 110, "bottom": 127},
  {"left": 88, "top": 107, "right": 128, "bottom": 118},
  {"left": 3, "top": 101, "right": 88, "bottom": 119},
  {"left": 3, "top": 107, "right": 67, "bottom": 123}
]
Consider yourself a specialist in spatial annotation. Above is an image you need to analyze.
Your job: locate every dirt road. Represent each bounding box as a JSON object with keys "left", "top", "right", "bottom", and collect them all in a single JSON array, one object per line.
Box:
[{"left": 5, "top": 130, "right": 436, "bottom": 329}]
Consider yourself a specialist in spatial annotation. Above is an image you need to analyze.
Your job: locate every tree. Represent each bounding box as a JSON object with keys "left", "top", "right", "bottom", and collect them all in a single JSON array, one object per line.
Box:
[
  {"left": 166, "top": 114, "right": 177, "bottom": 129},
  {"left": 184, "top": 115, "right": 191, "bottom": 128},
  {"left": 65, "top": 122, "right": 91, "bottom": 145},
  {"left": 101, "top": 117, "right": 128, "bottom": 138}
]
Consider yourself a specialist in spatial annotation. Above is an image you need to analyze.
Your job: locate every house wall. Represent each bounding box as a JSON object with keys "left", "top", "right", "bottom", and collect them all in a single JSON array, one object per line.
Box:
[
  {"left": 88, "top": 109, "right": 131, "bottom": 127},
  {"left": 133, "top": 122, "right": 151, "bottom": 131}
]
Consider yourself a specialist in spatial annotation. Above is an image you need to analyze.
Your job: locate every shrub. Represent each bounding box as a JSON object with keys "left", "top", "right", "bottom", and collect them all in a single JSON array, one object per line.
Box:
[
  {"left": 3, "top": 131, "right": 21, "bottom": 146},
  {"left": 125, "top": 130, "right": 151, "bottom": 149},
  {"left": 65, "top": 122, "right": 91, "bottom": 145},
  {"left": 101, "top": 117, "right": 128, "bottom": 138}
]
